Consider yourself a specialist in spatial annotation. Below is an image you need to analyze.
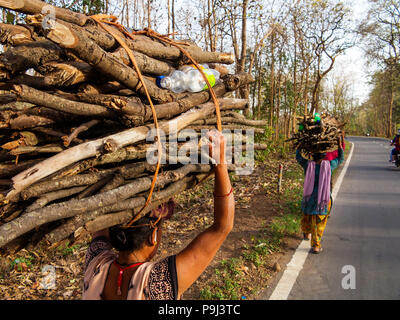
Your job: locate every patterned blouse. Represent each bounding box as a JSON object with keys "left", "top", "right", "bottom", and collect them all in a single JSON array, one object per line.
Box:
[{"left": 82, "top": 236, "right": 178, "bottom": 300}]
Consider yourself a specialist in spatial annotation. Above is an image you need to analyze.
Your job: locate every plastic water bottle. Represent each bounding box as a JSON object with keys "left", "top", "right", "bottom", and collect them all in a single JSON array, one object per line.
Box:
[
  {"left": 157, "top": 64, "right": 220, "bottom": 93},
  {"left": 182, "top": 64, "right": 220, "bottom": 93},
  {"left": 157, "top": 70, "right": 187, "bottom": 93}
]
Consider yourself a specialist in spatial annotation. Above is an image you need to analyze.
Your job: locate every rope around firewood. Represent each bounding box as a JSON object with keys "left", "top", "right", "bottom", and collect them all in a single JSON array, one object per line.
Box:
[{"left": 90, "top": 15, "right": 223, "bottom": 228}]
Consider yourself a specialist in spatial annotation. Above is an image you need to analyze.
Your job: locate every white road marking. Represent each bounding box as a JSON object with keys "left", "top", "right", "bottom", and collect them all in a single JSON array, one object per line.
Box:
[{"left": 269, "top": 142, "right": 355, "bottom": 300}]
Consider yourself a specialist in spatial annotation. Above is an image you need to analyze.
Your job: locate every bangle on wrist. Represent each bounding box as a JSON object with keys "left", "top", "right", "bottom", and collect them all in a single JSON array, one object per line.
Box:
[{"left": 213, "top": 187, "right": 233, "bottom": 198}]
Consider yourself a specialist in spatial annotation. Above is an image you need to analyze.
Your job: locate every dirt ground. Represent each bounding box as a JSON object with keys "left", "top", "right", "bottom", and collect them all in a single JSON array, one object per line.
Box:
[{"left": 0, "top": 155, "right": 303, "bottom": 300}]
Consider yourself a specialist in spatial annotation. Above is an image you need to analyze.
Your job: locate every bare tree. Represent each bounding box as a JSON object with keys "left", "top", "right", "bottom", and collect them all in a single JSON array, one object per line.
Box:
[
  {"left": 359, "top": 0, "right": 400, "bottom": 137},
  {"left": 301, "top": 0, "right": 353, "bottom": 114}
]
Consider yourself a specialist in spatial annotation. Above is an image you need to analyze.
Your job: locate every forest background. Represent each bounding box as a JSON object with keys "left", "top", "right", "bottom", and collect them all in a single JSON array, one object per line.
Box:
[{"left": 2, "top": 0, "right": 400, "bottom": 139}]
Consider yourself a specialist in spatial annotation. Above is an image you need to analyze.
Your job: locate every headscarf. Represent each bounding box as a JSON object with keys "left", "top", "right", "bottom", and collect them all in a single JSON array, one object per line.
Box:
[{"left": 303, "top": 160, "right": 331, "bottom": 214}]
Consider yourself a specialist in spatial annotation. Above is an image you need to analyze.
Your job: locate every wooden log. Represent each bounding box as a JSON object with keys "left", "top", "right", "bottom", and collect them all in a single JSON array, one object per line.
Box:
[
  {"left": 75, "top": 93, "right": 249, "bottom": 127},
  {"left": 9, "top": 74, "right": 54, "bottom": 90},
  {"left": 49, "top": 145, "right": 149, "bottom": 179},
  {"left": 20, "top": 169, "right": 115, "bottom": 201},
  {"left": 40, "top": 18, "right": 176, "bottom": 103},
  {"left": 76, "top": 174, "right": 114, "bottom": 200},
  {"left": 1, "top": 113, "right": 55, "bottom": 130},
  {"left": 9, "top": 144, "right": 64, "bottom": 156},
  {"left": 77, "top": 81, "right": 126, "bottom": 95},
  {"left": 111, "top": 47, "right": 174, "bottom": 76},
  {"left": 0, "top": 164, "right": 212, "bottom": 247},
  {"left": 25, "top": 185, "right": 87, "bottom": 213},
  {"left": 84, "top": 209, "right": 134, "bottom": 234},
  {"left": 0, "top": 40, "right": 63, "bottom": 79},
  {"left": 0, "top": 91, "right": 16, "bottom": 104},
  {"left": 39, "top": 61, "right": 95, "bottom": 86},
  {"left": 5, "top": 99, "right": 242, "bottom": 200},
  {"left": 0, "top": 179, "right": 11, "bottom": 187},
  {"left": 0, "top": 100, "right": 34, "bottom": 111},
  {"left": 0, "top": 0, "right": 89, "bottom": 26},
  {"left": 0, "top": 23, "right": 33, "bottom": 45},
  {"left": 12, "top": 84, "right": 118, "bottom": 118},
  {"left": 189, "top": 125, "right": 265, "bottom": 134},
  {"left": 21, "top": 161, "right": 157, "bottom": 200},
  {"left": 32, "top": 127, "right": 83, "bottom": 144},
  {"left": 192, "top": 117, "right": 267, "bottom": 127},
  {"left": 126, "top": 34, "right": 235, "bottom": 65}
]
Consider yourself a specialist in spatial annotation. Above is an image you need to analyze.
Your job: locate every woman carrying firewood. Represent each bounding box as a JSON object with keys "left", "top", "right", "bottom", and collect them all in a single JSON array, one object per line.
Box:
[
  {"left": 296, "top": 136, "right": 344, "bottom": 254},
  {"left": 81, "top": 130, "right": 234, "bottom": 300}
]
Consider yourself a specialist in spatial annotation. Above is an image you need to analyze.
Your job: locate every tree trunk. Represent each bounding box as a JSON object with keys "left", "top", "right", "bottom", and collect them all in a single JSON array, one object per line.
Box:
[
  {"left": 269, "top": 32, "right": 275, "bottom": 130},
  {"left": 388, "top": 81, "right": 394, "bottom": 138}
]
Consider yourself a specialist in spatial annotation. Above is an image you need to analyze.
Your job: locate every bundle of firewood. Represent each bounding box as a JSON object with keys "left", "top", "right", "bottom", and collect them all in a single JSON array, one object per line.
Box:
[
  {"left": 288, "top": 113, "right": 344, "bottom": 156},
  {"left": 0, "top": 0, "right": 266, "bottom": 252}
]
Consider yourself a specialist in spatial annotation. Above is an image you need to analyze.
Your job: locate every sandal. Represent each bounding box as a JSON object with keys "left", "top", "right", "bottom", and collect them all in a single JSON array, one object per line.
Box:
[
  {"left": 303, "top": 233, "right": 311, "bottom": 240},
  {"left": 311, "top": 247, "right": 323, "bottom": 254}
]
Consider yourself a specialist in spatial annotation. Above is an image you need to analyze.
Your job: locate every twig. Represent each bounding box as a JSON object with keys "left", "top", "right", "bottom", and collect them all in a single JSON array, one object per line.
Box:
[{"left": 62, "top": 119, "right": 100, "bottom": 147}]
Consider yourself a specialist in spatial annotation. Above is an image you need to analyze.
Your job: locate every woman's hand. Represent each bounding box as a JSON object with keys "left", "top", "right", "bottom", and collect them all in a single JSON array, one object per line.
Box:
[
  {"left": 206, "top": 130, "right": 231, "bottom": 196},
  {"left": 206, "top": 129, "right": 226, "bottom": 166},
  {"left": 337, "top": 135, "right": 343, "bottom": 149}
]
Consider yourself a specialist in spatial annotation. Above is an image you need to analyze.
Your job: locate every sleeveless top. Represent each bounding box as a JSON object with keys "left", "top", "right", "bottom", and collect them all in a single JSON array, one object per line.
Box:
[{"left": 82, "top": 237, "right": 178, "bottom": 300}]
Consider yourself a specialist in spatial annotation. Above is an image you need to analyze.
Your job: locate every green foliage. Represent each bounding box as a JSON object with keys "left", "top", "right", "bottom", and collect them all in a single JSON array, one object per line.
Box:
[
  {"left": 57, "top": 241, "right": 81, "bottom": 257},
  {"left": 270, "top": 213, "right": 301, "bottom": 237},
  {"left": 10, "top": 256, "right": 35, "bottom": 272},
  {"left": 6, "top": 11, "right": 15, "bottom": 24},
  {"left": 254, "top": 129, "right": 292, "bottom": 162},
  {"left": 67, "top": 0, "right": 105, "bottom": 15},
  {"left": 349, "top": 68, "right": 400, "bottom": 137},
  {"left": 200, "top": 257, "right": 243, "bottom": 300}
]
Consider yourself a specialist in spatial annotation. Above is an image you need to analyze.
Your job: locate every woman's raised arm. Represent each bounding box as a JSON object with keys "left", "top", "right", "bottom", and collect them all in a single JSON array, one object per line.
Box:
[{"left": 175, "top": 130, "right": 235, "bottom": 298}]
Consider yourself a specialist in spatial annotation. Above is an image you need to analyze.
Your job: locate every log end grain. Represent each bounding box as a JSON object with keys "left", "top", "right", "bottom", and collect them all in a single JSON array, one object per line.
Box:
[{"left": 44, "top": 20, "right": 79, "bottom": 48}]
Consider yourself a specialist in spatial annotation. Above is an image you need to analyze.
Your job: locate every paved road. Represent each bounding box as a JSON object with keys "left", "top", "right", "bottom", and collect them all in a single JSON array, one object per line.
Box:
[{"left": 288, "top": 136, "right": 400, "bottom": 300}]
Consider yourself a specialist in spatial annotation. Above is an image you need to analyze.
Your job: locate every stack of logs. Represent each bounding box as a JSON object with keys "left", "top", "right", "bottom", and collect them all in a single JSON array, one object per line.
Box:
[
  {"left": 0, "top": 0, "right": 267, "bottom": 252},
  {"left": 288, "top": 113, "right": 344, "bottom": 156}
]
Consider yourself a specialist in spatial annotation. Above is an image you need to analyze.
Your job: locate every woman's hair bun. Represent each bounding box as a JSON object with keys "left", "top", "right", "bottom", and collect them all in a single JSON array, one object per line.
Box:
[{"left": 115, "top": 229, "right": 127, "bottom": 245}]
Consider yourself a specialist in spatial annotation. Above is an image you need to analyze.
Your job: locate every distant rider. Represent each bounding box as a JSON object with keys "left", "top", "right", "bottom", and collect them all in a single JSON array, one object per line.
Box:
[{"left": 389, "top": 129, "right": 400, "bottom": 163}]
